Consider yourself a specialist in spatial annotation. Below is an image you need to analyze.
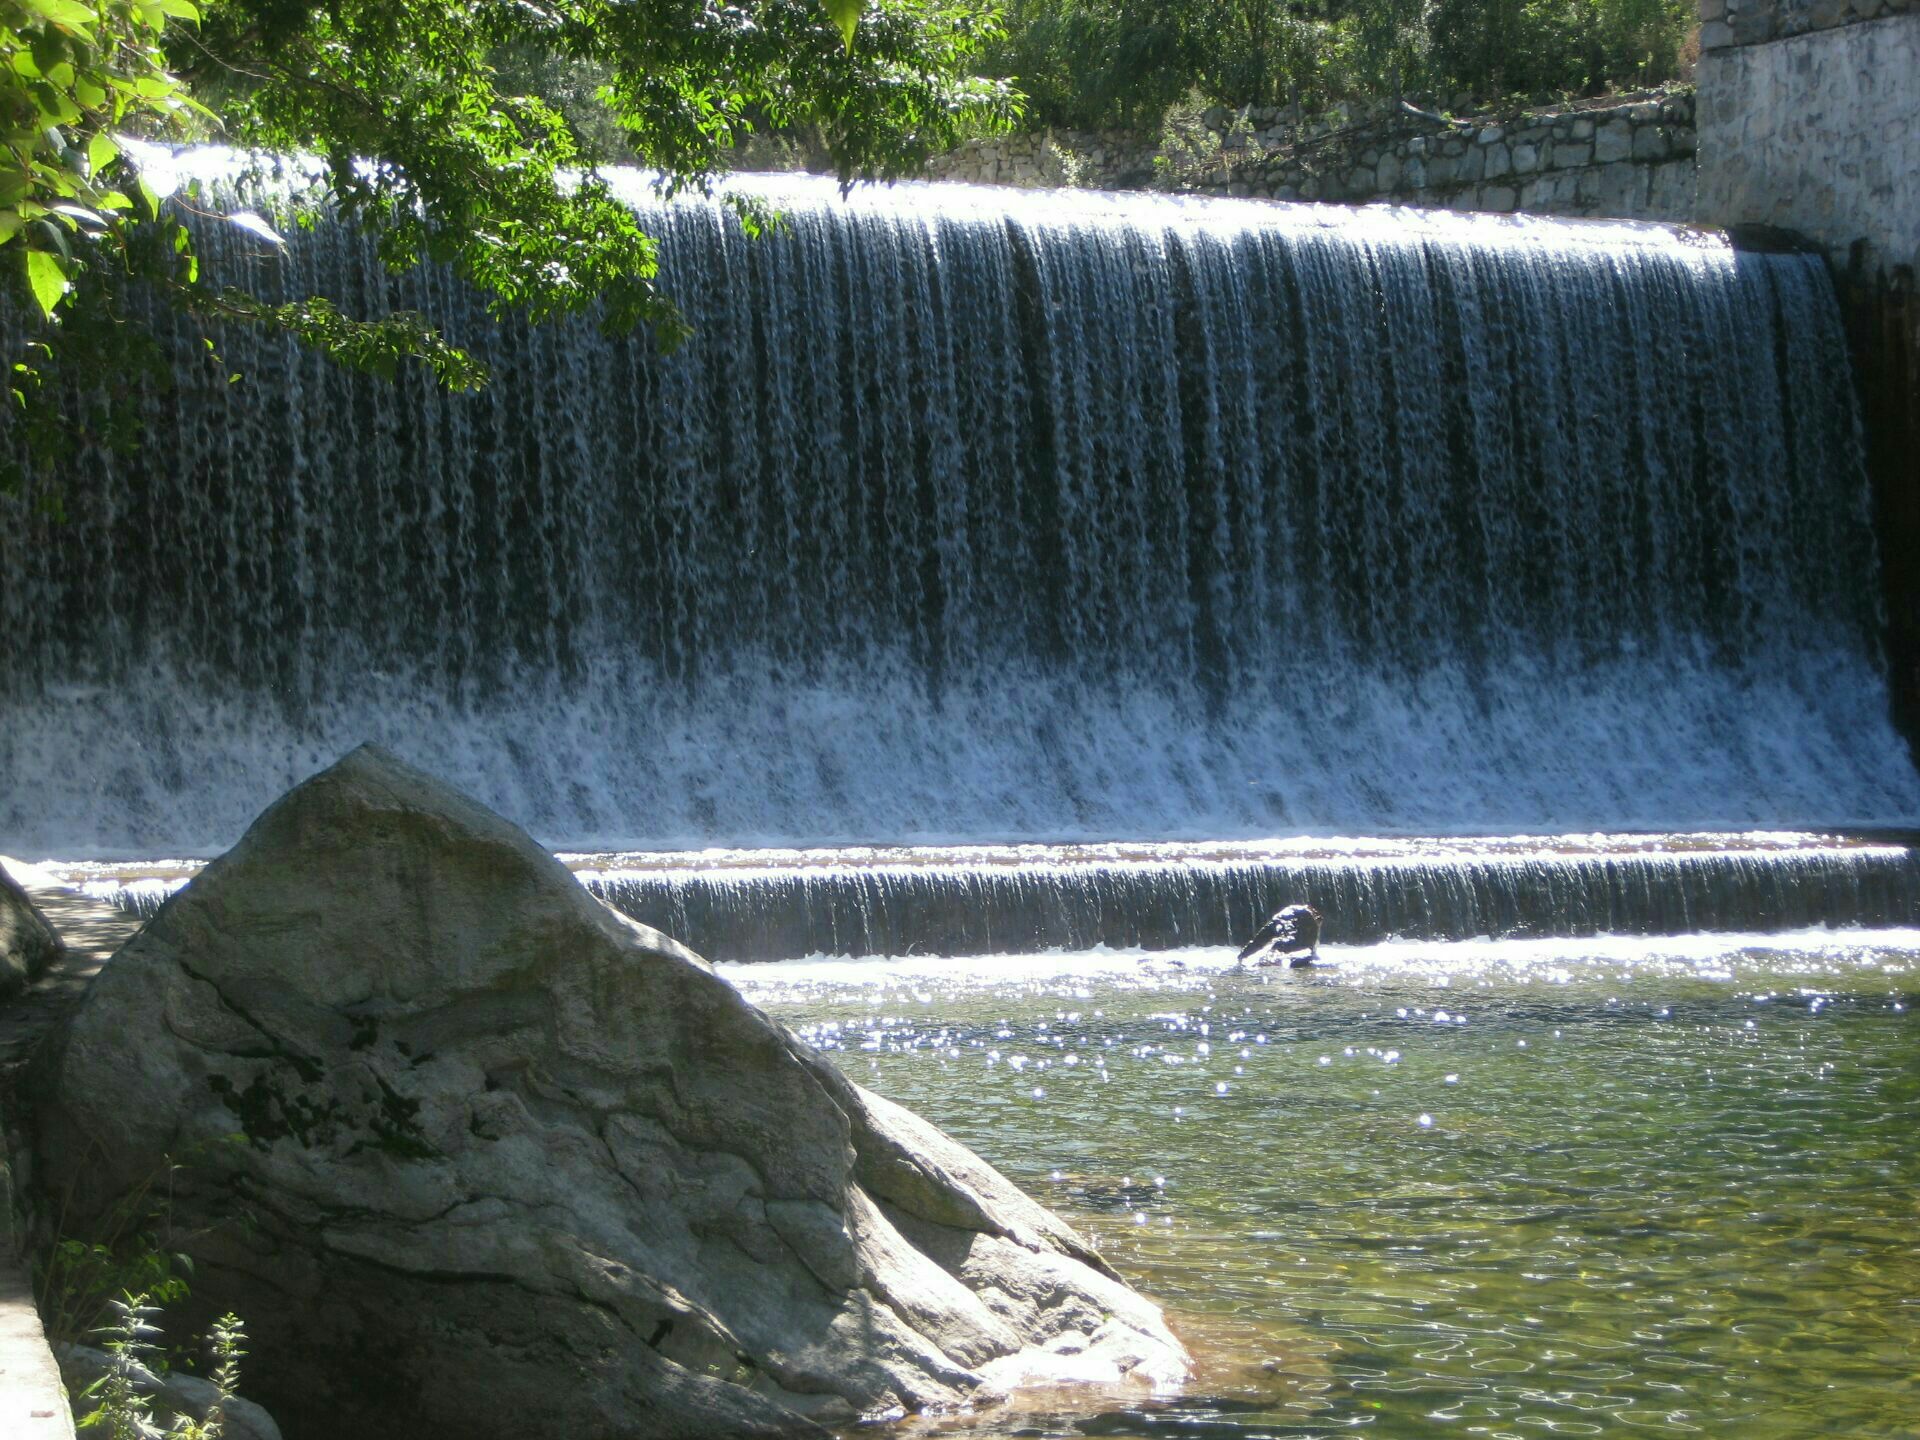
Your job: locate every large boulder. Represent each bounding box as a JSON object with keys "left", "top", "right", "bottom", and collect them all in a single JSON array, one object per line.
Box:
[
  {"left": 31, "top": 747, "right": 1185, "bottom": 1439},
  {"left": 0, "top": 863, "right": 62, "bottom": 1000}
]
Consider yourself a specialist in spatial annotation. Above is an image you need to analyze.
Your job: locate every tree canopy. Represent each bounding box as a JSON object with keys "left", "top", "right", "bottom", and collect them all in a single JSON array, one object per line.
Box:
[
  {"left": 1, "top": 0, "right": 1013, "bottom": 481},
  {"left": 985, "top": 0, "right": 1694, "bottom": 131}
]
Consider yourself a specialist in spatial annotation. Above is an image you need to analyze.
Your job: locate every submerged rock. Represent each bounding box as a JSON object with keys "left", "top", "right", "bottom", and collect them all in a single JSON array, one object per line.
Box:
[{"left": 31, "top": 746, "right": 1185, "bottom": 1439}]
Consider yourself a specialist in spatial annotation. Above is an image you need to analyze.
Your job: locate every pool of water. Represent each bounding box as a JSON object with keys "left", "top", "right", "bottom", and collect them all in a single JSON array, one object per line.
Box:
[{"left": 723, "top": 932, "right": 1920, "bottom": 1439}]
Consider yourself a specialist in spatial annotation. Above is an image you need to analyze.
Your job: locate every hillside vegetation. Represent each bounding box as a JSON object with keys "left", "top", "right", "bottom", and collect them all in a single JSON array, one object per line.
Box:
[{"left": 984, "top": 0, "right": 1697, "bottom": 129}]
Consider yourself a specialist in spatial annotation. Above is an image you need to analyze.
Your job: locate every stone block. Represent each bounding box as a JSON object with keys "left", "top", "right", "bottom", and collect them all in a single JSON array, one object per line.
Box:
[
  {"left": 1700, "top": 18, "right": 1734, "bottom": 46},
  {"left": 1594, "top": 120, "right": 1634, "bottom": 163},
  {"left": 1511, "top": 142, "right": 1540, "bottom": 173},
  {"left": 1477, "top": 125, "right": 1505, "bottom": 144},
  {"left": 1632, "top": 125, "right": 1671, "bottom": 160},
  {"left": 1647, "top": 161, "right": 1696, "bottom": 219},
  {"left": 1484, "top": 143, "right": 1513, "bottom": 179},
  {"left": 1456, "top": 146, "right": 1486, "bottom": 183},
  {"left": 1552, "top": 140, "right": 1594, "bottom": 168},
  {"left": 1482, "top": 184, "right": 1518, "bottom": 211},
  {"left": 1571, "top": 118, "right": 1595, "bottom": 140},
  {"left": 1700, "top": 0, "right": 1726, "bottom": 19}
]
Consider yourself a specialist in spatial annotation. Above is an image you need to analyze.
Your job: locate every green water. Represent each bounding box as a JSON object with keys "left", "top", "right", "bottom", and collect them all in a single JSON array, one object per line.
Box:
[{"left": 724, "top": 933, "right": 1920, "bottom": 1440}]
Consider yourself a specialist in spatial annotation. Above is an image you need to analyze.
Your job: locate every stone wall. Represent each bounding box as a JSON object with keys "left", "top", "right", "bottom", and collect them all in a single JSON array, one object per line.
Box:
[
  {"left": 1696, "top": 14, "right": 1920, "bottom": 268},
  {"left": 924, "top": 91, "right": 1698, "bottom": 223},
  {"left": 1700, "top": 0, "right": 1910, "bottom": 49}
]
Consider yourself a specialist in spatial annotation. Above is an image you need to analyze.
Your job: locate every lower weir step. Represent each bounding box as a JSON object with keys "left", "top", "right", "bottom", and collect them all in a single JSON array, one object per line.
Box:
[
  {"left": 581, "top": 839, "right": 1920, "bottom": 961},
  {"left": 78, "top": 837, "right": 1920, "bottom": 963}
]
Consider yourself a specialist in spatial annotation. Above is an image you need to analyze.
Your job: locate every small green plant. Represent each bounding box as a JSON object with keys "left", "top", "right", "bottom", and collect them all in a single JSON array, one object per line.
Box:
[
  {"left": 36, "top": 1149, "right": 195, "bottom": 1349},
  {"left": 76, "top": 1292, "right": 247, "bottom": 1440}
]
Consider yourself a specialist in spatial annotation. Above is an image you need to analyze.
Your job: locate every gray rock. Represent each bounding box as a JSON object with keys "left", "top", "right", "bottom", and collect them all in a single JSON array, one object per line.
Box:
[
  {"left": 33, "top": 748, "right": 1185, "bottom": 1439},
  {"left": 0, "top": 866, "right": 62, "bottom": 1000},
  {"left": 1594, "top": 120, "right": 1634, "bottom": 164},
  {"left": 60, "top": 1345, "right": 281, "bottom": 1440}
]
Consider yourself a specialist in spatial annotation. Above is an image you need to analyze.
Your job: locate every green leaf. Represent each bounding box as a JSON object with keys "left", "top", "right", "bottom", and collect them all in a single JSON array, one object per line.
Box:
[
  {"left": 86, "top": 131, "right": 118, "bottom": 175},
  {"left": 23, "top": 0, "right": 99, "bottom": 31},
  {"left": 24, "top": 249, "right": 69, "bottom": 318},
  {"left": 824, "top": 0, "right": 861, "bottom": 49}
]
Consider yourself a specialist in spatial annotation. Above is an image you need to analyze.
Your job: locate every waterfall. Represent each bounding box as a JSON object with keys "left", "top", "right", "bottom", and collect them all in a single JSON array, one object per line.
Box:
[
  {"left": 581, "top": 844, "right": 1920, "bottom": 960},
  {"left": 2, "top": 173, "right": 1914, "bottom": 856},
  {"left": 77, "top": 838, "right": 1920, "bottom": 959}
]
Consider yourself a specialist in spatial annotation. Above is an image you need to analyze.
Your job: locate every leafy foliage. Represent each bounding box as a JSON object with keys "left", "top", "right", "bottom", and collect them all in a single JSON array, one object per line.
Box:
[
  {"left": 75, "top": 1293, "right": 248, "bottom": 1440},
  {"left": 36, "top": 1148, "right": 200, "bottom": 1348},
  {"left": 1, "top": 0, "right": 1014, "bottom": 482},
  {"left": 985, "top": 0, "right": 1695, "bottom": 129}
]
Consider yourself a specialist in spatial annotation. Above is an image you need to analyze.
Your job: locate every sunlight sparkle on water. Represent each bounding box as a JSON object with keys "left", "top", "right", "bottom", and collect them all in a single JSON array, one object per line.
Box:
[{"left": 729, "top": 929, "right": 1920, "bottom": 1440}]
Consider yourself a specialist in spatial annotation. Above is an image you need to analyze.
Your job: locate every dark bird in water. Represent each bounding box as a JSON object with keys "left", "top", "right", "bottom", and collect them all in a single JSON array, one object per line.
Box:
[{"left": 1237, "top": 903, "right": 1323, "bottom": 967}]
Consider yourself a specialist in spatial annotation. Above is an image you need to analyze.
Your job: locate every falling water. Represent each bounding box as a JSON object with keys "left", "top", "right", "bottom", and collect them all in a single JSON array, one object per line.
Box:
[
  {"left": 2, "top": 171, "right": 1915, "bottom": 858},
  {"left": 579, "top": 840, "right": 1920, "bottom": 960}
]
